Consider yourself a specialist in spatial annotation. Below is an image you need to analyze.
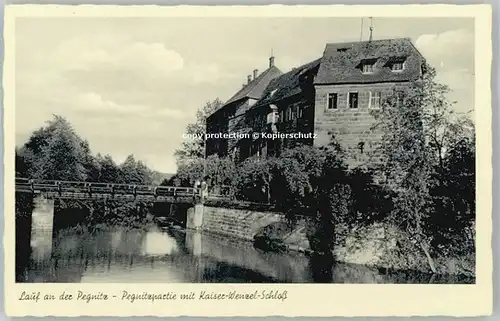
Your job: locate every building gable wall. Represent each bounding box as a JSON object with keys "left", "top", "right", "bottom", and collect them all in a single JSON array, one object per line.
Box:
[{"left": 313, "top": 82, "right": 411, "bottom": 168}]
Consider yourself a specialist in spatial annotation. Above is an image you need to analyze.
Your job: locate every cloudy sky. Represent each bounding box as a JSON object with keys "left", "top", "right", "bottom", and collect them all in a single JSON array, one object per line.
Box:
[{"left": 15, "top": 17, "right": 474, "bottom": 173}]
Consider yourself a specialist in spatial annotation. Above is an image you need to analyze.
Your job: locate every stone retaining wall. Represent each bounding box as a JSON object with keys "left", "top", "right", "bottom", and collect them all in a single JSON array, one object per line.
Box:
[
  {"left": 202, "top": 205, "right": 284, "bottom": 241},
  {"left": 198, "top": 204, "right": 399, "bottom": 267}
]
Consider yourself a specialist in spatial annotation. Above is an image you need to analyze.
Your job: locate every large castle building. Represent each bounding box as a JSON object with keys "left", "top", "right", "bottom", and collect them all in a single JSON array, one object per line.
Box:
[{"left": 206, "top": 38, "right": 425, "bottom": 168}]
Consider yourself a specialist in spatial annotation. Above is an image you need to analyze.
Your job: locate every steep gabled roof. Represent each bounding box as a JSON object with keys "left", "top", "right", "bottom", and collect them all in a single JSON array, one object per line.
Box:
[
  {"left": 224, "top": 66, "right": 283, "bottom": 105},
  {"left": 314, "top": 38, "right": 425, "bottom": 85},
  {"left": 251, "top": 58, "right": 321, "bottom": 110}
]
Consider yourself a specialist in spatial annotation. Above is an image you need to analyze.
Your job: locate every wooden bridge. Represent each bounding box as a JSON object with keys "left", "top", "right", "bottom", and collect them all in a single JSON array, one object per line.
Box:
[{"left": 15, "top": 178, "right": 200, "bottom": 203}]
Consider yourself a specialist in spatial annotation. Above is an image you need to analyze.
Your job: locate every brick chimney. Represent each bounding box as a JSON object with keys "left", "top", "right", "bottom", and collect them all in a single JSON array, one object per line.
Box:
[
  {"left": 247, "top": 75, "right": 252, "bottom": 84},
  {"left": 269, "top": 56, "right": 275, "bottom": 68},
  {"left": 253, "top": 69, "right": 259, "bottom": 80}
]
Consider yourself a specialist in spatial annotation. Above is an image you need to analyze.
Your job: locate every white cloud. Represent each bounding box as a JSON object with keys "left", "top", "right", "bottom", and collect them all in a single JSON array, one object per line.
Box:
[
  {"left": 187, "top": 63, "right": 239, "bottom": 84},
  {"left": 436, "top": 69, "right": 474, "bottom": 115},
  {"left": 415, "top": 29, "right": 474, "bottom": 72},
  {"left": 155, "top": 108, "right": 190, "bottom": 119},
  {"left": 76, "top": 92, "right": 191, "bottom": 121},
  {"left": 276, "top": 56, "right": 309, "bottom": 72},
  {"left": 415, "top": 29, "right": 475, "bottom": 120},
  {"left": 416, "top": 29, "right": 470, "bottom": 47},
  {"left": 50, "top": 40, "right": 185, "bottom": 76},
  {"left": 76, "top": 92, "right": 150, "bottom": 114},
  {"left": 118, "top": 42, "right": 184, "bottom": 75},
  {"left": 76, "top": 48, "right": 113, "bottom": 67}
]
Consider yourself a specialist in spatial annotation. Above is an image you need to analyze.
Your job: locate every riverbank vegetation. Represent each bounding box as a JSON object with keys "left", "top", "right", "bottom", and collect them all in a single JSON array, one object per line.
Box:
[
  {"left": 173, "top": 64, "right": 475, "bottom": 276},
  {"left": 15, "top": 115, "right": 160, "bottom": 229}
]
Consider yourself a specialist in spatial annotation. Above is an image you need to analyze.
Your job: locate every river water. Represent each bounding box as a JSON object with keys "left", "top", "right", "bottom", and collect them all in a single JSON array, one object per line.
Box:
[{"left": 18, "top": 226, "right": 474, "bottom": 284}]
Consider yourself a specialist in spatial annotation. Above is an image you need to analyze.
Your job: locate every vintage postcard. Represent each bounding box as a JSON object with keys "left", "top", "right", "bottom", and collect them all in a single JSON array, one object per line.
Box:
[{"left": 3, "top": 4, "right": 493, "bottom": 317}]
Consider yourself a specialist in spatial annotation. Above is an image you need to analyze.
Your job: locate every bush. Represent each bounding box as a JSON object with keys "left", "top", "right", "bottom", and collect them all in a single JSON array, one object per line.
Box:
[{"left": 203, "top": 145, "right": 395, "bottom": 254}]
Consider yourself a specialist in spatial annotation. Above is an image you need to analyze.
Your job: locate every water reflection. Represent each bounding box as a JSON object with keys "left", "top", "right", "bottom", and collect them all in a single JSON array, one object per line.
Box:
[
  {"left": 141, "top": 231, "right": 179, "bottom": 256},
  {"left": 19, "top": 226, "right": 474, "bottom": 284},
  {"left": 30, "top": 230, "right": 53, "bottom": 262}
]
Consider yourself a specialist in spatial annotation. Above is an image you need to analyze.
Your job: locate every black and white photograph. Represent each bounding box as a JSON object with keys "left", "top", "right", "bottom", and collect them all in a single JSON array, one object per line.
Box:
[{"left": 11, "top": 14, "right": 480, "bottom": 286}]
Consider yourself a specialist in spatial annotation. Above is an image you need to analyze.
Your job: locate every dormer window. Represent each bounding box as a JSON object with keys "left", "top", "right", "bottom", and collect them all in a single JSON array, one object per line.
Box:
[
  {"left": 337, "top": 47, "right": 349, "bottom": 52},
  {"left": 359, "top": 58, "right": 377, "bottom": 74},
  {"left": 362, "top": 63, "right": 374, "bottom": 73},
  {"left": 391, "top": 62, "right": 404, "bottom": 71}
]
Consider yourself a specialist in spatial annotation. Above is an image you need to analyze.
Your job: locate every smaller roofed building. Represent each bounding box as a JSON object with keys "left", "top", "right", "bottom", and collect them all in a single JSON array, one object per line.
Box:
[
  {"left": 206, "top": 38, "right": 425, "bottom": 167},
  {"left": 205, "top": 56, "right": 282, "bottom": 159}
]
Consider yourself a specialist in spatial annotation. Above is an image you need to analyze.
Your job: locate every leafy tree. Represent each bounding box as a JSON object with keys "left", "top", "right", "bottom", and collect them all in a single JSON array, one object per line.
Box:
[
  {"left": 15, "top": 115, "right": 161, "bottom": 230},
  {"left": 135, "top": 160, "right": 154, "bottom": 185},
  {"left": 95, "top": 154, "right": 121, "bottom": 183},
  {"left": 233, "top": 157, "right": 278, "bottom": 203},
  {"left": 81, "top": 140, "right": 101, "bottom": 182},
  {"left": 347, "top": 168, "right": 394, "bottom": 225},
  {"left": 119, "top": 155, "right": 153, "bottom": 185},
  {"left": 161, "top": 174, "right": 182, "bottom": 187},
  {"left": 203, "top": 155, "right": 237, "bottom": 196},
  {"left": 429, "top": 127, "right": 475, "bottom": 257},
  {"left": 175, "top": 157, "right": 205, "bottom": 187},
  {"left": 15, "top": 147, "right": 29, "bottom": 177},
  {"left": 373, "top": 67, "right": 437, "bottom": 272},
  {"left": 373, "top": 63, "right": 475, "bottom": 273},
  {"left": 29, "top": 116, "right": 90, "bottom": 181},
  {"left": 274, "top": 145, "right": 341, "bottom": 211},
  {"left": 305, "top": 148, "right": 349, "bottom": 252},
  {"left": 174, "top": 98, "right": 223, "bottom": 166},
  {"left": 17, "top": 115, "right": 157, "bottom": 186}
]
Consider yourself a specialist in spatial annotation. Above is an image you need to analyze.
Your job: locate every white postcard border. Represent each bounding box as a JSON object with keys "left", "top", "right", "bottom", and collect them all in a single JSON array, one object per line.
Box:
[{"left": 2, "top": 4, "right": 493, "bottom": 317}]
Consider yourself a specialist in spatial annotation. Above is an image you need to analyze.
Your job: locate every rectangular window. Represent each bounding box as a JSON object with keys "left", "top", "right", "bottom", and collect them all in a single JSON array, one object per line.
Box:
[
  {"left": 297, "top": 106, "right": 303, "bottom": 118},
  {"left": 348, "top": 92, "right": 359, "bottom": 109},
  {"left": 285, "top": 107, "right": 291, "bottom": 121},
  {"left": 369, "top": 91, "right": 381, "bottom": 109},
  {"left": 391, "top": 62, "right": 404, "bottom": 71},
  {"left": 327, "top": 93, "right": 338, "bottom": 110},
  {"left": 362, "top": 64, "right": 374, "bottom": 73}
]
